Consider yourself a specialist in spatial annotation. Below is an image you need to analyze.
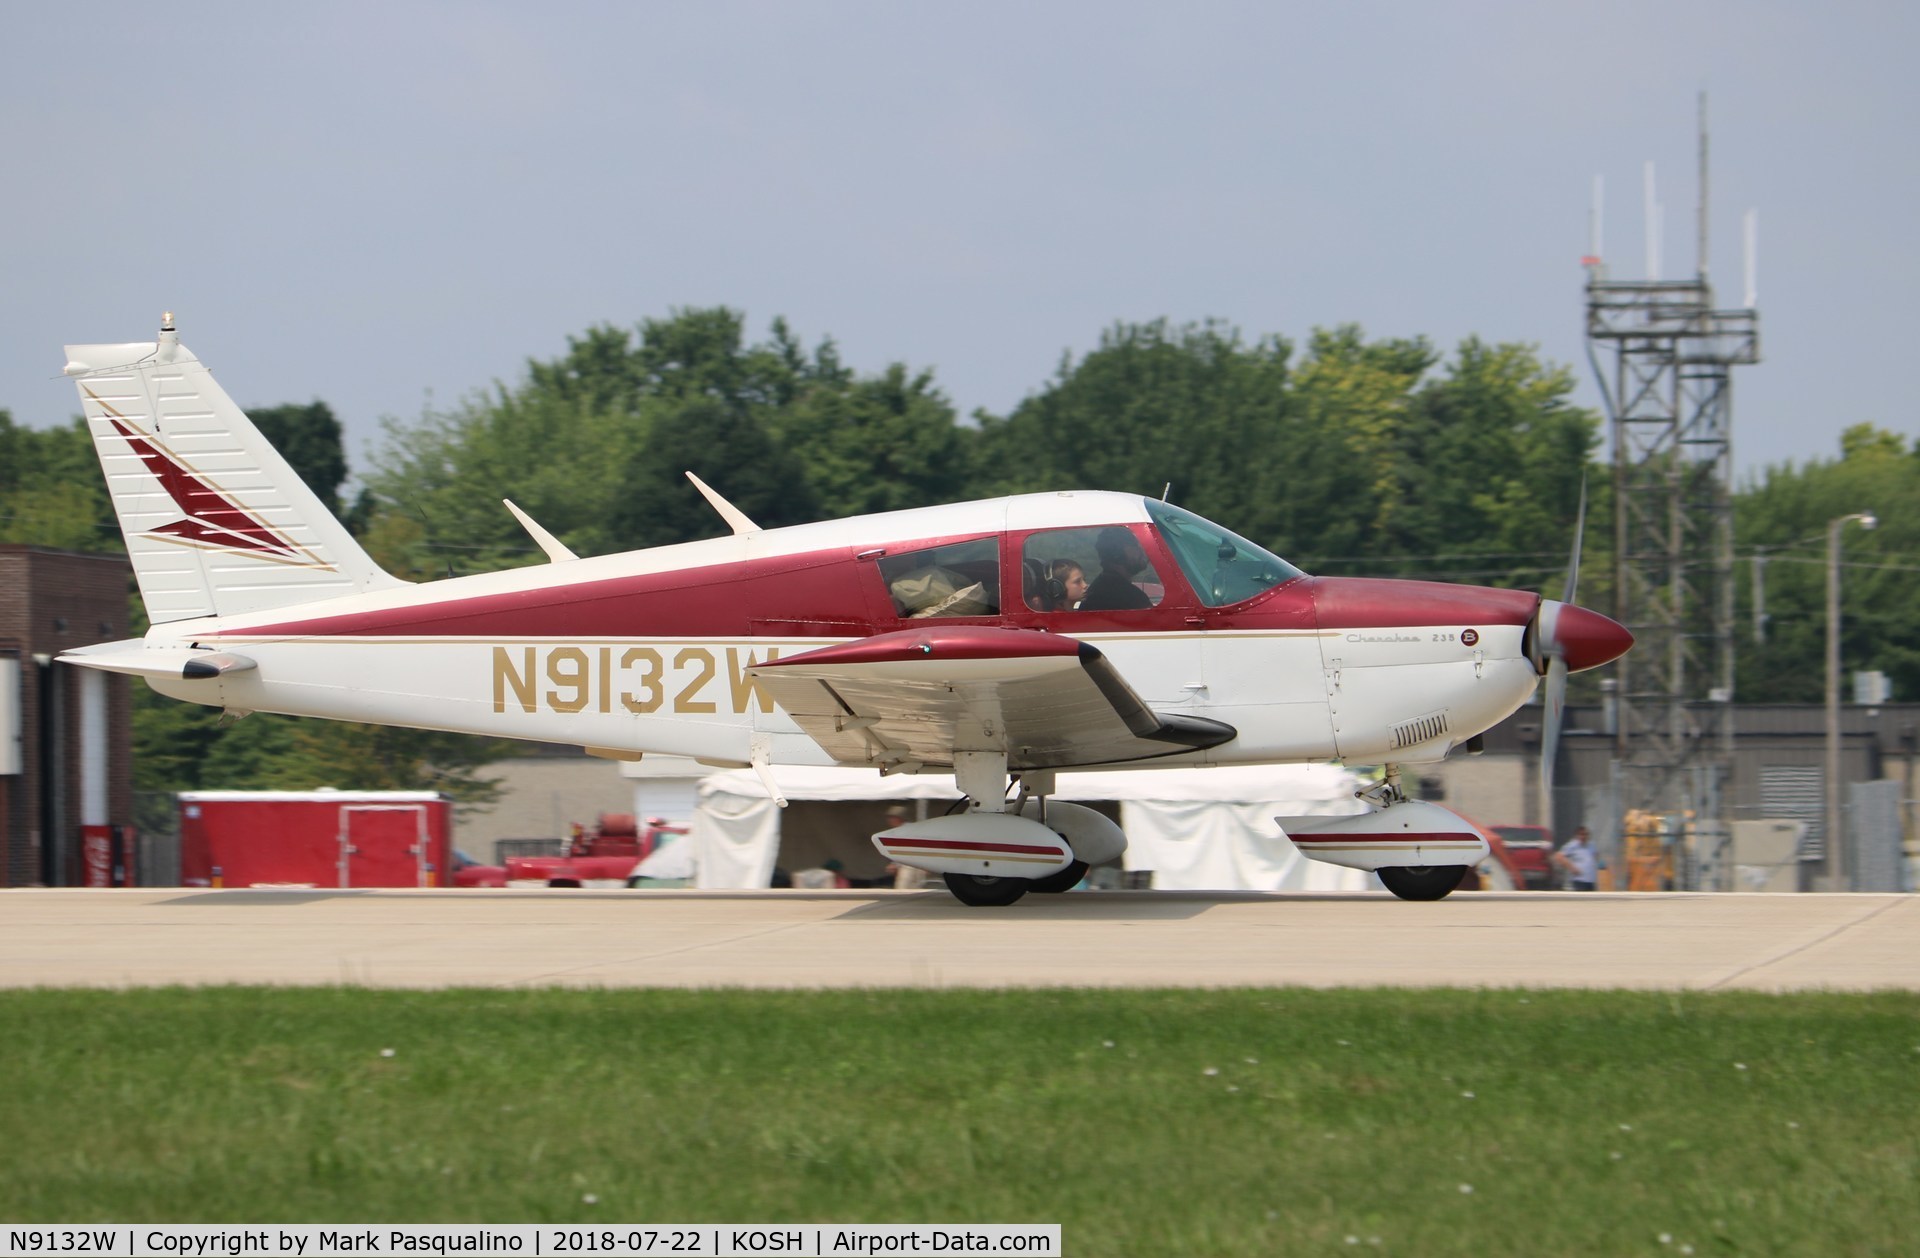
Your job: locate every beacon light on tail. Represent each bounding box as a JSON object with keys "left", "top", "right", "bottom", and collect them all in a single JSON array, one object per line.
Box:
[{"left": 59, "top": 315, "right": 1630, "bottom": 906}]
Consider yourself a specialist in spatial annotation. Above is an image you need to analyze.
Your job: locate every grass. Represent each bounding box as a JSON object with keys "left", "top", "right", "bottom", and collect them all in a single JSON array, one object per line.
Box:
[{"left": 0, "top": 987, "right": 1916, "bottom": 1255}]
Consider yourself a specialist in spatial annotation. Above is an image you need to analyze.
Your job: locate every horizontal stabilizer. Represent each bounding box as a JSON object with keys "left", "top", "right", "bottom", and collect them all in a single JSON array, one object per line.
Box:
[{"left": 58, "top": 639, "right": 258, "bottom": 682}]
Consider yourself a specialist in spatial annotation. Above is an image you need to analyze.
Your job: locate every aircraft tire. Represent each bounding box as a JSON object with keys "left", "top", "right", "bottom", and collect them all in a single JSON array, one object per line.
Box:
[
  {"left": 1378, "top": 865, "right": 1469, "bottom": 902},
  {"left": 1027, "top": 860, "right": 1090, "bottom": 894},
  {"left": 943, "top": 872, "right": 1030, "bottom": 907}
]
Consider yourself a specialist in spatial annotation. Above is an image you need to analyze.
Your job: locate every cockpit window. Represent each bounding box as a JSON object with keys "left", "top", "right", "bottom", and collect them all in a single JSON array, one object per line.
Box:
[
  {"left": 877, "top": 538, "right": 1000, "bottom": 618},
  {"left": 1144, "top": 499, "right": 1304, "bottom": 608},
  {"left": 1020, "top": 527, "right": 1164, "bottom": 612}
]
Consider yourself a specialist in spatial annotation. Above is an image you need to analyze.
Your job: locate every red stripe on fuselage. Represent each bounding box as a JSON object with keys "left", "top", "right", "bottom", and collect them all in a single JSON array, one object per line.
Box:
[
  {"left": 1308, "top": 577, "right": 1537, "bottom": 630},
  {"left": 1288, "top": 832, "right": 1481, "bottom": 845},
  {"left": 221, "top": 547, "right": 888, "bottom": 640},
  {"left": 206, "top": 527, "right": 1540, "bottom": 643},
  {"left": 882, "top": 837, "right": 1067, "bottom": 855}
]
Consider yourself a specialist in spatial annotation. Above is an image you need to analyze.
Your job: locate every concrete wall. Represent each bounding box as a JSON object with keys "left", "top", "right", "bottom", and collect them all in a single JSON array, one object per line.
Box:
[
  {"left": 456, "top": 755, "right": 636, "bottom": 862},
  {"left": 1415, "top": 754, "right": 1529, "bottom": 828}
]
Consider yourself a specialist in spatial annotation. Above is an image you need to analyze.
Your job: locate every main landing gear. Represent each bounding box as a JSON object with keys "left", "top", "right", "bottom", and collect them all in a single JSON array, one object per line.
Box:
[
  {"left": 1354, "top": 764, "right": 1473, "bottom": 903},
  {"left": 911, "top": 754, "right": 1118, "bottom": 907}
]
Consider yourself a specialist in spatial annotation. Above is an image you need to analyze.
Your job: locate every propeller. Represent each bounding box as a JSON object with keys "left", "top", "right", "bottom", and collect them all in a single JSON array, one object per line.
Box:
[
  {"left": 1543, "top": 479, "right": 1585, "bottom": 808},
  {"left": 1529, "top": 477, "right": 1621, "bottom": 834}
]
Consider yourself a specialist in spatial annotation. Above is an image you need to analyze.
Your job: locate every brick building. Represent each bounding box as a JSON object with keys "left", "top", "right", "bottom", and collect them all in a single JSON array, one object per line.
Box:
[{"left": 0, "top": 545, "right": 135, "bottom": 886}]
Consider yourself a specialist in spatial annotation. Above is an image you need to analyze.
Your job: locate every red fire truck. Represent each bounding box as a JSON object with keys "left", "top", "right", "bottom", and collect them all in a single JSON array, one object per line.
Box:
[
  {"left": 503, "top": 813, "right": 689, "bottom": 887},
  {"left": 176, "top": 790, "right": 454, "bottom": 889}
]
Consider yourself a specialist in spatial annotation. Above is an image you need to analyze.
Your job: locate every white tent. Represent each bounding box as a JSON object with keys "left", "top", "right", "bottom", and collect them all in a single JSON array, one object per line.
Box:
[{"left": 692, "top": 762, "right": 1373, "bottom": 891}]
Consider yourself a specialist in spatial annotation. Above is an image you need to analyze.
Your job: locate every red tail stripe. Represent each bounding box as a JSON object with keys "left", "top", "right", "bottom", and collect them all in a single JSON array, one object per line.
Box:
[{"left": 110, "top": 418, "right": 300, "bottom": 559}]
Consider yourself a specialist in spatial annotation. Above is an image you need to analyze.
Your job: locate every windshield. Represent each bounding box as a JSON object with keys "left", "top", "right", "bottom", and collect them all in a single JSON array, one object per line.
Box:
[{"left": 1144, "top": 499, "right": 1305, "bottom": 608}]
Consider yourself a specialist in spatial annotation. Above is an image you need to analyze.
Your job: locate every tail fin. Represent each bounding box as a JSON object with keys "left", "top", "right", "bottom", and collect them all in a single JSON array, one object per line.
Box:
[{"left": 63, "top": 314, "right": 408, "bottom": 624}]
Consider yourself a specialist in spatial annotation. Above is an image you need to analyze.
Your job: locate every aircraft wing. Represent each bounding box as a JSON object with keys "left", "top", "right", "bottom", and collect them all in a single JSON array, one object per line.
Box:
[{"left": 749, "top": 626, "right": 1235, "bottom": 772}]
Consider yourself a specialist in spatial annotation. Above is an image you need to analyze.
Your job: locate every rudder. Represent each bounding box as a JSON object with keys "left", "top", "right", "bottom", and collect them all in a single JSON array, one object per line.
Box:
[{"left": 63, "top": 314, "right": 407, "bottom": 623}]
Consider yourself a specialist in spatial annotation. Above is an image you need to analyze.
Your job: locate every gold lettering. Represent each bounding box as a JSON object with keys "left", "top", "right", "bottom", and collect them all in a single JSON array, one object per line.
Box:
[
  {"left": 725, "top": 646, "right": 781, "bottom": 714},
  {"left": 546, "top": 646, "right": 589, "bottom": 713},
  {"left": 672, "top": 647, "right": 718, "bottom": 713},
  {"left": 620, "top": 647, "right": 664, "bottom": 714},
  {"left": 597, "top": 646, "right": 612, "bottom": 713},
  {"left": 493, "top": 646, "right": 536, "bottom": 713}
]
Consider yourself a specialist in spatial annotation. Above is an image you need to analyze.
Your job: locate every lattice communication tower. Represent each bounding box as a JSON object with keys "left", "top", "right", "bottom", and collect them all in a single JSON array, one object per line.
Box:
[{"left": 1582, "top": 98, "right": 1759, "bottom": 885}]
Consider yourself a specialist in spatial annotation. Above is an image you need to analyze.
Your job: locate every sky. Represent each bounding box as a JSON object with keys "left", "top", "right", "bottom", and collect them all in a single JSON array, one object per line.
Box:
[{"left": 4, "top": 2, "right": 1915, "bottom": 486}]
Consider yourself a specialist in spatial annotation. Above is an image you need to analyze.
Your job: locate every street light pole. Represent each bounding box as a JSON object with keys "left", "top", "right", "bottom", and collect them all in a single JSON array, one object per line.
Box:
[{"left": 1826, "top": 511, "right": 1877, "bottom": 891}]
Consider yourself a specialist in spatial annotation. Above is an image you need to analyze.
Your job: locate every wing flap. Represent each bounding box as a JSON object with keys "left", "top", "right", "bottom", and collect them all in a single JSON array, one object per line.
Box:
[{"left": 750, "top": 626, "right": 1234, "bottom": 770}]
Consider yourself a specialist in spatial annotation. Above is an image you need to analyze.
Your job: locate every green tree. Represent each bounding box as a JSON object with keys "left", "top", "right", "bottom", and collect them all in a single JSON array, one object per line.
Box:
[
  {"left": 1384, "top": 337, "right": 1596, "bottom": 586},
  {"left": 0, "top": 413, "right": 119, "bottom": 553},
  {"left": 772, "top": 364, "right": 969, "bottom": 518},
  {"left": 249, "top": 401, "right": 349, "bottom": 517},
  {"left": 195, "top": 715, "right": 508, "bottom": 805},
  {"left": 362, "top": 307, "right": 958, "bottom": 566},
  {"left": 1268, "top": 326, "right": 1434, "bottom": 563},
  {"left": 968, "top": 322, "right": 1597, "bottom": 588},
  {"left": 1733, "top": 424, "right": 1920, "bottom": 702},
  {"left": 972, "top": 320, "right": 1292, "bottom": 534},
  {"left": 614, "top": 398, "right": 820, "bottom": 547}
]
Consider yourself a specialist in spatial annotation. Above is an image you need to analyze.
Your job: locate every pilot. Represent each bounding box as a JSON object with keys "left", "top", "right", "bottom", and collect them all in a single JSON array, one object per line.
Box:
[
  {"left": 1047, "top": 560, "right": 1088, "bottom": 611},
  {"left": 1078, "top": 528, "right": 1152, "bottom": 611}
]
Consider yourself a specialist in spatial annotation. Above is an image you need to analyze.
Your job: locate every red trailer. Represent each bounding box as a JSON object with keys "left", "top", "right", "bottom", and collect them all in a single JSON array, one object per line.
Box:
[{"left": 176, "top": 790, "right": 454, "bottom": 889}]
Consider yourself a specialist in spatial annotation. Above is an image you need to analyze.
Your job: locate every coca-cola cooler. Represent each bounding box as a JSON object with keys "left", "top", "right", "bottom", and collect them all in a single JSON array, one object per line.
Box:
[{"left": 80, "top": 824, "right": 138, "bottom": 887}]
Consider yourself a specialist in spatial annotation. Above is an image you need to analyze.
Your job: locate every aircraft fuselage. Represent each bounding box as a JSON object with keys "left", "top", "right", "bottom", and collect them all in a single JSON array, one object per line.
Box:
[{"left": 144, "top": 491, "right": 1548, "bottom": 773}]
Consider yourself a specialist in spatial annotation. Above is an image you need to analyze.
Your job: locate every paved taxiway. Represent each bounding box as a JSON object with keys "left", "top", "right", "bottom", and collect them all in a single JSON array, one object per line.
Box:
[{"left": 3, "top": 888, "right": 1916, "bottom": 990}]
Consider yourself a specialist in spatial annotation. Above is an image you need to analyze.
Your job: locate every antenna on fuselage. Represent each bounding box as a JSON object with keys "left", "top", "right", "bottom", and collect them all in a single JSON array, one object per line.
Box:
[
  {"left": 1161, "top": 483, "right": 1172, "bottom": 502},
  {"left": 686, "top": 471, "right": 760, "bottom": 536},
  {"left": 503, "top": 499, "right": 579, "bottom": 563}
]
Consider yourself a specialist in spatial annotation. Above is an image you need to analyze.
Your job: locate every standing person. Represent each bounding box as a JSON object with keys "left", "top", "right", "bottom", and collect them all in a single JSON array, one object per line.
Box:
[{"left": 1555, "top": 827, "right": 1600, "bottom": 892}]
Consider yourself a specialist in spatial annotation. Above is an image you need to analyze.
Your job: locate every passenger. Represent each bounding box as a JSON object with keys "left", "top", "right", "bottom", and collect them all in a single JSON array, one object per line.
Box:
[
  {"left": 1047, "top": 560, "right": 1088, "bottom": 611},
  {"left": 1078, "top": 528, "right": 1152, "bottom": 611}
]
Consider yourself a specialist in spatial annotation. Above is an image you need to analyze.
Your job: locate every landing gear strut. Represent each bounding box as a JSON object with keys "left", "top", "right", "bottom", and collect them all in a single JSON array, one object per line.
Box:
[
  {"left": 945, "top": 751, "right": 1036, "bottom": 907},
  {"left": 1350, "top": 764, "right": 1472, "bottom": 902}
]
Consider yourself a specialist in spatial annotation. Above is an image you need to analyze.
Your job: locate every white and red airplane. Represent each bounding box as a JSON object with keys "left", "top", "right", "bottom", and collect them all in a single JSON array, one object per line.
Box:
[{"left": 59, "top": 316, "right": 1630, "bottom": 905}]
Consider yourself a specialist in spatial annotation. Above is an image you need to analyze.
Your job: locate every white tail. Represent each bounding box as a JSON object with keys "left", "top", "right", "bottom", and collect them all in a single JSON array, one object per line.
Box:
[{"left": 63, "top": 317, "right": 407, "bottom": 624}]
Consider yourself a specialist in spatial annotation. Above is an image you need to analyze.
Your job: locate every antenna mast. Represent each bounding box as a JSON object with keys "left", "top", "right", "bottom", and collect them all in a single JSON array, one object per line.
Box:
[
  {"left": 1583, "top": 95, "right": 1761, "bottom": 889},
  {"left": 1697, "top": 90, "right": 1710, "bottom": 281}
]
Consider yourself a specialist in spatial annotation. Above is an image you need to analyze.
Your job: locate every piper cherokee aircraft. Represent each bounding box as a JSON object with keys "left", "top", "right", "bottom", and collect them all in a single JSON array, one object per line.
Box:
[{"left": 59, "top": 316, "right": 1631, "bottom": 905}]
